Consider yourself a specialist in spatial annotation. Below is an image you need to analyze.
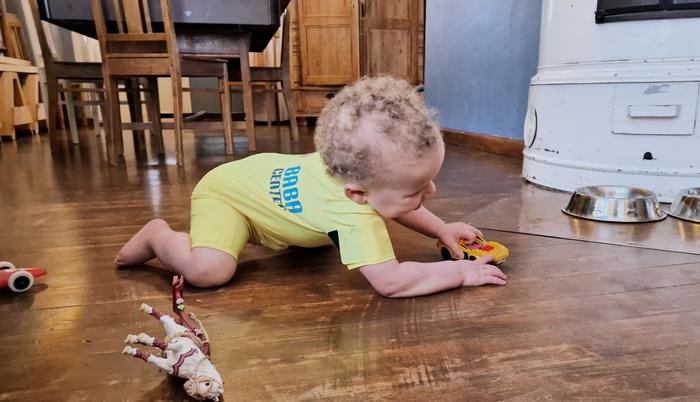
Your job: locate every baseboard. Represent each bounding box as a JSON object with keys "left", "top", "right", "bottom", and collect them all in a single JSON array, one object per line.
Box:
[{"left": 442, "top": 128, "right": 524, "bottom": 159}]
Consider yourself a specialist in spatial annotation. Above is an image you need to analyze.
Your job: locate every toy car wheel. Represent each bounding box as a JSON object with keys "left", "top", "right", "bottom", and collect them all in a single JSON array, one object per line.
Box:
[
  {"left": 467, "top": 255, "right": 477, "bottom": 261},
  {"left": 9, "top": 271, "right": 34, "bottom": 292},
  {"left": 0, "top": 261, "right": 16, "bottom": 270},
  {"left": 440, "top": 247, "right": 453, "bottom": 261}
]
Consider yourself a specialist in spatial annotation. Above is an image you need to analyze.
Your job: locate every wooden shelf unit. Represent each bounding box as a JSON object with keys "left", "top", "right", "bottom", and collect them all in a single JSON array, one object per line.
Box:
[{"left": 0, "top": 58, "right": 44, "bottom": 139}]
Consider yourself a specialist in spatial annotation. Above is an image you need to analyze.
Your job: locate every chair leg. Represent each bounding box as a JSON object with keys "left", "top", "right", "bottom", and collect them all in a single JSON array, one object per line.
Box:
[
  {"left": 56, "top": 89, "right": 67, "bottom": 130},
  {"left": 274, "top": 84, "right": 281, "bottom": 124},
  {"left": 282, "top": 77, "right": 299, "bottom": 142},
  {"left": 144, "top": 77, "right": 164, "bottom": 155},
  {"left": 219, "top": 65, "right": 233, "bottom": 155},
  {"left": 45, "top": 77, "right": 61, "bottom": 147},
  {"left": 96, "top": 85, "right": 106, "bottom": 139},
  {"left": 105, "top": 76, "right": 122, "bottom": 165},
  {"left": 0, "top": 73, "right": 15, "bottom": 140},
  {"left": 170, "top": 71, "right": 185, "bottom": 166},
  {"left": 90, "top": 87, "right": 102, "bottom": 138},
  {"left": 265, "top": 85, "right": 273, "bottom": 127},
  {"left": 23, "top": 73, "right": 39, "bottom": 136},
  {"left": 79, "top": 91, "right": 89, "bottom": 128},
  {"left": 239, "top": 50, "right": 256, "bottom": 151},
  {"left": 63, "top": 86, "right": 80, "bottom": 145},
  {"left": 126, "top": 78, "right": 146, "bottom": 155}
]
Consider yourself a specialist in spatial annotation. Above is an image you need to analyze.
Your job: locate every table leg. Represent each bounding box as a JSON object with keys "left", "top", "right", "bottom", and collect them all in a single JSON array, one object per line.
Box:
[{"left": 239, "top": 44, "right": 256, "bottom": 151}]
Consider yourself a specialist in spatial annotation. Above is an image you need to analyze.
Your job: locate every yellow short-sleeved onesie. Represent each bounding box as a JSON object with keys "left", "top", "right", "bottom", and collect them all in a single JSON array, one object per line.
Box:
[{"left": 190, "top": 152, "right": 395, "bottom": 269}]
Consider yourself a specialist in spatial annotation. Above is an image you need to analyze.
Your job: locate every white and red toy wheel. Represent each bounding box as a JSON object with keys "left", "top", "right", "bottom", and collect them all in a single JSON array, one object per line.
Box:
[
  {"left": 8, "top": 271, "right": 34, "bottom": 292},
  {"left": 0, "top": 261, "right": 16, "bottom": 270}
]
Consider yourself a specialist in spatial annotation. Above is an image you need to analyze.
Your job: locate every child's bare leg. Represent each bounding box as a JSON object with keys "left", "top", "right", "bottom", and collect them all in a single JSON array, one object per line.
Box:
[
  {"left": 115, "top": 218, "right": 236, "bottom": 287},
  {"left": 115, "top": 218, "right": 170, "bottom": 266}
]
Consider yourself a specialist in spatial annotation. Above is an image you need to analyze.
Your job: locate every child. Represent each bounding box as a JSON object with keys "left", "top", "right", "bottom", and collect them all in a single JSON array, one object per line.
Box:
[{"left": 115, "top": 76, "right": 506, "bottom": 297}]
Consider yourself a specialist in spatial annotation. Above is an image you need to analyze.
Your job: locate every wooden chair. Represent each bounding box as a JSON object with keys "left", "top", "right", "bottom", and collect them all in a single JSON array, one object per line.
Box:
[
  {"left": 28, "top": 0, "right": 108, "bottom": 145},
  {"left": 0, "top": 3, "right": 5, "bottom": 55},
  {"left": 228, "top": 11, "right": 299, "bottom": 144},
  {"left": 92, "top": 0, "right": 233, "bottom": 166},
  {"left": 1, "top": 0, "right": 23, "bottom": 59}
]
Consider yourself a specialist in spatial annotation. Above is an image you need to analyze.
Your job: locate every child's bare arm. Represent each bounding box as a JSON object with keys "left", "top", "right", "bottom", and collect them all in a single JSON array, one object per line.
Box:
[
  {"left": 359, "top": 256, "right": 506, "bottom": 298},
  {"left": 393, "top": 206, "right": 445, "bottom": 237},
  {"left": 394, "top": 206, "right": 484, "bottom": 259}
]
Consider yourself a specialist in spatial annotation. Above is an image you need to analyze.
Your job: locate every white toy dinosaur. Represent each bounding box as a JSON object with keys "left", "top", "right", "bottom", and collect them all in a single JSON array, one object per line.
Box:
[{"left": 122, "top": 276, "right": 223, "bottom": 401}]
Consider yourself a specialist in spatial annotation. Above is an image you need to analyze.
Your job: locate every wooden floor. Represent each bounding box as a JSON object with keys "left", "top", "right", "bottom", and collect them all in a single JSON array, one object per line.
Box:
[{"left": 1, "top": 127, "right": 699, "bottom": 401}]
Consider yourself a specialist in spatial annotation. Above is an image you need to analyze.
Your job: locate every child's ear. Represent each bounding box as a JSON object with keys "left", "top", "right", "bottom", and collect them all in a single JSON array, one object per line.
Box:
[{"left": 344, "top": 183, "right": 368, "bottom": 204}]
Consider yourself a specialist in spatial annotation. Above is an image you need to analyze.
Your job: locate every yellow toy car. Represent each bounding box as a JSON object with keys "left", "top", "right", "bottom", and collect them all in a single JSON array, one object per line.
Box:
[{"left": 437, "top": 238, "right": 509, "bottom": 265}]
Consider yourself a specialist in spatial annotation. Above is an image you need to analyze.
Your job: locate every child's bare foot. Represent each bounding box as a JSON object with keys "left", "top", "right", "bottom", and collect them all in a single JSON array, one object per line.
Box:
[{"left": 115, "top": 218, "right": 169, "bottom": 266}]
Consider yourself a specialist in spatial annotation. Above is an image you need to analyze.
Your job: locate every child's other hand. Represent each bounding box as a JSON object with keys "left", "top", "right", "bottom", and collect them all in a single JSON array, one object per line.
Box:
[
  {"left": 436, "top": 222, "right": 484, "bottom": 259},
  {"left": 459, "top": 256, "right": 507, "bottom": 286}
]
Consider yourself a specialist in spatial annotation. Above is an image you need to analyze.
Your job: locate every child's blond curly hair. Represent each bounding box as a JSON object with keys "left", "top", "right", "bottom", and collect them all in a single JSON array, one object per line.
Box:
[{"left": 314, "top": 76, "right": 442, "bottom": 185}]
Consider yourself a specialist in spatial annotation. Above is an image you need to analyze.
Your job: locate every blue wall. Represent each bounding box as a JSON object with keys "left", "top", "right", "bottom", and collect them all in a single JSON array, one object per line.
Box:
[{"left": 424, "top": 0, "right": 542, "bottom": 140}]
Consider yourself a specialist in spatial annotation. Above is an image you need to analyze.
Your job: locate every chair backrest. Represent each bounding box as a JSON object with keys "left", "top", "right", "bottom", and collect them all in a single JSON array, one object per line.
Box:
[
  {"left": 108, "top": 0, "right": 157, "bottom": 34},
  {"left": 91, "top": 0, "right": 178, "bottom": 61},
  {"left": 0, "top": 0, "right": 8, "bottom": 54},
  {"left": 2, "top": 0, "right": 26, "bottom": 60},
  {"left": 28, "top": 0, "right": 57, "bottom": 67}
]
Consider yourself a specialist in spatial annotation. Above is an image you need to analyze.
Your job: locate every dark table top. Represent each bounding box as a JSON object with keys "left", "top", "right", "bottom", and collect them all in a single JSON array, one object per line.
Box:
[{"left": 38, "top": 0, "right": 291, "bottom": 52}]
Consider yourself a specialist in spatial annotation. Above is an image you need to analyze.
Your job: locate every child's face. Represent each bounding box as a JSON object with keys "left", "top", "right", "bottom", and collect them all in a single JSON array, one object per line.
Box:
[{"left": 346, "top": 142, "right": 445, "bottom": 219}]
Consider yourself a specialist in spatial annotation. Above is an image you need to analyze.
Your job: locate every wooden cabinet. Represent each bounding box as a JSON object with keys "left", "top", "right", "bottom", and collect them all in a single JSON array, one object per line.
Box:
[
  {"left": 289, "top": 0, "right": 424, "bottom": 116},
  {"left": 296, "top": 0, "right": 360, "bottom": 86},
  {"left": 361, "top": 0, "right": 425, "bottom": 85}
]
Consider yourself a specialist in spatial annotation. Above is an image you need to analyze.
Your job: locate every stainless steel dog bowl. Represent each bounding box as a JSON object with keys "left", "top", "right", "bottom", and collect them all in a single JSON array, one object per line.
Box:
[
  {"left": 668, "top": 188, "right": 700, "bottom": 224},
  {"left": 562, "top": 185, "right": 667, "bottom": 223}
]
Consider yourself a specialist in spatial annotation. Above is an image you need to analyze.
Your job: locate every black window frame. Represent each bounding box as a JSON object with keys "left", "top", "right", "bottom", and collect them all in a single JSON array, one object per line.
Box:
[{"left": 596, "top": 0, "right": 700, "bottom": 23}]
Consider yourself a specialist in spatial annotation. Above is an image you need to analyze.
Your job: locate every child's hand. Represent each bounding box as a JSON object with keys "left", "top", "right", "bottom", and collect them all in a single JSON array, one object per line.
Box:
[
  {"left": 459, "top": 255, "right": 507, "bottom": 286},
  {"left": 436, "top": 222, "right": 484, "bottom": 259}
]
